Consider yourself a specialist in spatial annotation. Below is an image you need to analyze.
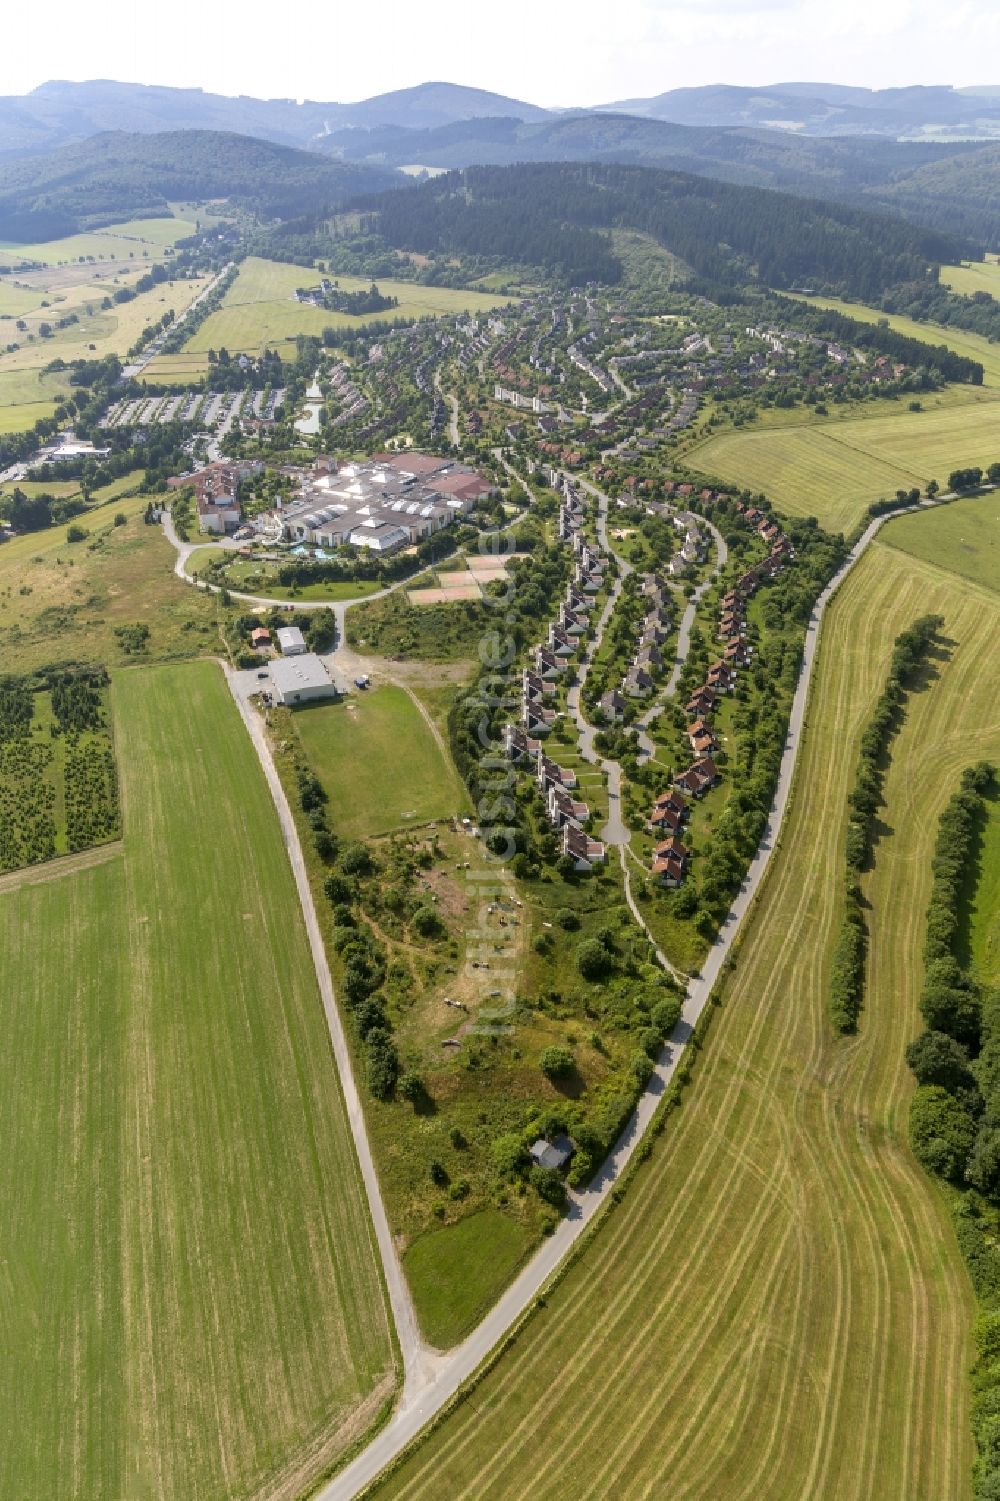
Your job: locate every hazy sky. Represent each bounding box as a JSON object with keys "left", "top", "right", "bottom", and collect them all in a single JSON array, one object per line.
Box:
[{"left": 3, "top": 0, "right": 998, "bottom": 106}]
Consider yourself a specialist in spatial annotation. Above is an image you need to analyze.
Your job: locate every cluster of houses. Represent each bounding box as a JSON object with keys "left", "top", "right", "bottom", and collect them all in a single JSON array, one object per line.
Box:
[
  {"left": 166, "top": 459, "right": 264, "bottom": 534},
  {"left": 503, "top": 487, "right": 607, "bottom": 873},
  {"left": 326, "top": 364, "right": 368, "bottom": 429},
  {"left": 644, "top": 499, "right": 794, "bottom": 887},
  {"left": 599, "top": 570, "right": 675, "bottom": 714}
]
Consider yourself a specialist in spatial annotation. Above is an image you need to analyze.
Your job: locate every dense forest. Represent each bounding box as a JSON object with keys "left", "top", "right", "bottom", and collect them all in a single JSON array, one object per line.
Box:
[
  {"left": 0, "top": 130, "right": 401, "bottom": 240},
  {"left": 353, "top": 163, "right": 969, "bottom": 299}
]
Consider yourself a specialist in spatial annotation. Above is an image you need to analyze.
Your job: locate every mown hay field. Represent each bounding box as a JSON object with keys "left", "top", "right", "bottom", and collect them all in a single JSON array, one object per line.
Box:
[
  {"left": 182, "top": 256, "right": 517, "bottom": 357},
  {"left": 0, "top": 661, "right": 395, "bottom": 1499},
  {"left": 292, "top": 684, "right": 469, "bottom": 839},
  {"left": 881, "top": 492, "right": 1000, "bottom": 596},
  {"left": 689, "top": 393, "right": 1000, "bottom": 533},
  {"left": 365, "top": 530, "right": 1000, "bottom": 1501}
]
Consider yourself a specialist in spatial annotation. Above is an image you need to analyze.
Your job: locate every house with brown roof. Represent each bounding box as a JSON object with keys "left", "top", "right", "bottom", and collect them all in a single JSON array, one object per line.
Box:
[
  {"left": 675, "top": 757, "right": 719, "bottom": 797},
  {"left": 563, "top": 823, "right": 606, "bottom": 871}
]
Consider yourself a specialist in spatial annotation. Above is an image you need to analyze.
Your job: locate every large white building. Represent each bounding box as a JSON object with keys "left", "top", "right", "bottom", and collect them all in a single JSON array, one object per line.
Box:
[
  {"left": 269, "top": 653, "right": 337, "bottom": 706},
  {"left": 276, "top": 453, "right": 494, "bottom": 556}
]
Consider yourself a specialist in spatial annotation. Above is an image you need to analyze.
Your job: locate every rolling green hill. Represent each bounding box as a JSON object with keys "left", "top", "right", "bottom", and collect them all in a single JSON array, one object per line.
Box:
[{"left": 0, "top": 130, "right": 401, "bottom": 241}]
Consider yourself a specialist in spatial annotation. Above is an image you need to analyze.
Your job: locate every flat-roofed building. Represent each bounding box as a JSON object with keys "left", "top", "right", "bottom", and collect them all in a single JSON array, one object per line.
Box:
[{"left": 269, "top": 653, "right": 337, "bottom": 706}]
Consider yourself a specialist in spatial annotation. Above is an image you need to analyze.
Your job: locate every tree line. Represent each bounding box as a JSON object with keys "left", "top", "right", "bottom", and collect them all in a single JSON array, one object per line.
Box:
[{"left": 830, "top": 614, "right": 943, "bottom": 1032}]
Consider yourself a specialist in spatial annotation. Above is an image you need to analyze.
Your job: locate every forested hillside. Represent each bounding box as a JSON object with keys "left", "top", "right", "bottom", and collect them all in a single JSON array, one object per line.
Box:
[
  {"left": 354, "top": 162, "right": 969, "bottom": 298},
  {"left": 0, "top": 130, "right": 401, "bottom": 240},
  {"left": 324, "top": 116, "right": 1000, "bottom": 246}
]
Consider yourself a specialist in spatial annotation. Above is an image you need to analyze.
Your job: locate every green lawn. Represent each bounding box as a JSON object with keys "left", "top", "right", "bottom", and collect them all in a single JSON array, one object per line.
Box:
[
  {"left": 689, "top": 394, "right": 1000, "bottom": 533},
  {"left": 880, "top": 494, "right": 1000, "bottom": 596},
  {"left": 0, "top": 661, "right": 395, "bottom": 1499},
  {"left": 183, "top": 256, "right": 518, "bottom": 356},
  {"left": 403, "top": 1212, "right": 533, "bottom": 1348},
  {"left": 291, "top": 684, "right": 469, "bottom": 838}
]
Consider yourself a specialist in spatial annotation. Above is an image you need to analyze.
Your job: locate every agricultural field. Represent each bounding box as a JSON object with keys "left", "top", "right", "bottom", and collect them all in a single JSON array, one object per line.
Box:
[
  {"left": 881, "top": 492, "right": 1000, "bottom": 597},
  {"left": 689, "top": 393, "right": 1000, "bottom": 533},
  {"left": 290, "top": 684, "right": 470, "bottom": 839},
  {"left": 367, "top": 529, "right": 1000, "bottom": 1501},
  {"left": 181, "top": 256, "right": 518, "bottom": 358},
  {"left": 968, "top": 790, "right": 1000, "bottom": 986},
  {"left": 0, "top": 215, "right": 197, "bottom": 266},
  {"left": 0, "top": 494, "right": 222, "bottom": 672},
  {"left": 0, "top": 661, "right": 394, "bottom": 1499},
  {"left": 941, "top": 257, "right": 1000, "bottom": 298}
]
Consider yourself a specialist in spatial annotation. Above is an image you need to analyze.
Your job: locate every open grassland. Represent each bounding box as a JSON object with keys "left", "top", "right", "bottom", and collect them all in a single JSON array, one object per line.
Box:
[
  {"left": 0, "top": 495, "right": 222, "bottom": 671},
  {"left": 0, "top": 216, "right": 197, "bottom": 266},
  {"left": 941, "top": 258, "right": 1000, "bottom": 298},
  {"left": 0, "top": 661, "right": 394, "bottom": 1499},
  {"left": 366, "top": 534, "right": 1000, "bottom": 1501},
  {"left": 689, "top": 393, "right": 1000, "bottom": 533},
  {"left": 183, "top": 256, "right": 517, "bottom": 356},
  {"left": 881, "top": 492, "right": 1000, "bottom": 596},
  {"left": 785, "top": 291, "right": 1000, "bottom": 388},
  {"left": 292, "top": 684, "right": 470, "bottom": 838},
  {"left": 0, "top": 270, "right": 210, "bottom": 381}
]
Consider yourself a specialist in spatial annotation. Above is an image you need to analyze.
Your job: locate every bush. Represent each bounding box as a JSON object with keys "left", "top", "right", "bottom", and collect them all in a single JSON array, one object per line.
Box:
[
  {"left": 412, "top": 905, "right": 445, "bottom": 939},
  {"left": 66, "top": 523, "right": 89, "bottom": 543},
  {"left": 539, "top": 1045, "right": 575, "bottom": 1081},
  {"left": 429, "top": 1159, "right": 449, "bottom": 1186},
  {"left": 556, "top": 907, "right": 580, "bottom": 931},
  {"left": 341, "top": 841, "right": 374, "bottom": 876},
  {"left": 491, "top": 1132, "right": 528, "bottom": 1177},
  {"left": 530, "top": 1164, "right": 567, "bottom": 1208},
  {"left": 576, "top": 937, "right": 613, "bottom": 982},
  {"left": 652, "top": 996, "right": 682, "bottom": 1037},
  {"left": 364, "top": 1027, "right": 398, "bottom": 1100}
]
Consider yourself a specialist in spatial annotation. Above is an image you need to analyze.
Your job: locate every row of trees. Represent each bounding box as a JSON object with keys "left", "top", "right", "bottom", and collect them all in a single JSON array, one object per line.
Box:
[
  {"left": 899, "top": 762, "right": 999, "bottom": 1499},
  {"left": 830, "top": 614, "right": 943, "bottom": 1032}
]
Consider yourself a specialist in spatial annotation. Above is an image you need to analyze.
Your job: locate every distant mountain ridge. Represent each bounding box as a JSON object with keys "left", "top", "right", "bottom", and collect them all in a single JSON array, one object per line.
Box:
[
  {"left": 3, "top": 78, "right": 1000, "bottom": 161},
  {"left": 0, "top": 79, "right": 550, "bottom": 158}
]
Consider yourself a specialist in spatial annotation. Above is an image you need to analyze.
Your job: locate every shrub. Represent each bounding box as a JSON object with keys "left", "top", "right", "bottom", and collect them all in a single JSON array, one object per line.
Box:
[
  {"left": 556, "top": 907, "right": 580, "bottom": 931},
  {"left": 652, "top": 996, "right": 682, "bottom": 1037},
  {"left": 539, "top": 1045, "right": 575, "bottom": 1081},
  {"left": 530, "top": 1164, "right": 566, "bottom": 1208},
  {"left": 66, "top": 523, "right": 88, "bottom": 543},
  {"left": 364, "top": 1027, "right": 398, "bottom": 1099},
  {"left": 429, "top": 1159, "right": 449, "bottom": 1187},
  {"left": 491, "top": 1132, "right": 528, "bottom": 1177},
  {"left": 412, "top": 905, "right": 444, "bottom": 939},
  {"left": 576, "top": 937, "right": 612, "bottom": 981}
]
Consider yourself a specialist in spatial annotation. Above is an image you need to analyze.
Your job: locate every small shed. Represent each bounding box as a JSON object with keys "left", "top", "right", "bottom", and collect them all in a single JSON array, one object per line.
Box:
[
  {"left": 250, "top": 627, "right": 271, "bottom": 648},
  {"left": 529, "top": 1134, "right": 575, "bottom": 1172}
]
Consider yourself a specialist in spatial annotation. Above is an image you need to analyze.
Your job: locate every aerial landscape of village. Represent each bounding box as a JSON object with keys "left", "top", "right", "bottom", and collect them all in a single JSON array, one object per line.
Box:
[{"left": 3, "top": 3, "right": 1000, "bottom": 1498}]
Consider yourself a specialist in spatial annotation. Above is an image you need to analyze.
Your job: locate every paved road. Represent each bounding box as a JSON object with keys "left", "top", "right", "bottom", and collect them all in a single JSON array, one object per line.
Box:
[
  {"left": 121, "top": 262, "right": 233, "bottom": 380},
  {"left": 312, "top": 500, "right": 939, "bottom": 1501}
]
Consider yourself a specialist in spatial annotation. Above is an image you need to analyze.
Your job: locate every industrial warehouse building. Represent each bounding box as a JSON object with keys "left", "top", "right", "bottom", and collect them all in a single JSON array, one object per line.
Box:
[
  {"left": 268, "top": 654, "right": 337, "bottom": 706},
  {"left": 275, "top": 453, "right": 495, "bottom": 556}
]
